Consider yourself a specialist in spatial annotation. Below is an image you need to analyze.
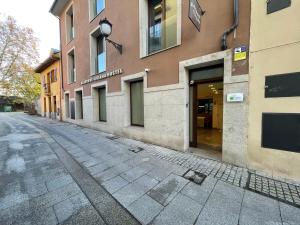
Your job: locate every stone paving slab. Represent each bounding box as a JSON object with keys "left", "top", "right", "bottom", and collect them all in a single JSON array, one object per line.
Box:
[
  {"left": 10, "top": 114, "right": 300, "bottom": 225},
  {"left": 195, "top": 181, "right": 244, "bottom": 225},
  {"left": 61, "top": 205, "right": 106, "bottom": 225},
  {"left": 180, "top": 176, "right": 217, "bottom": 205},
  {"left": 152, "top": 193, "right": 202, "bottom": 225},
  {"left": 120, "top": 162, "right": 154, "bottom": 182},
  {"left": 102, "top": 175, "right": 129, "bottom": 194},
  {"left": 30, "top": 182, "right": 81, "bottom": 210},
  {"left": 148, "top": 173, "right": 189, "bottom": 206},
  {"left": 45, "top": 174, "right": 73, "bottom": 192},
  {"left": 279, "top": 202, "right": 300, "bottom": 225},
  {"left": 53, "top": 193, "right": 90, "bottom": 223},
  {"left": 239, "top": 190, "right": 282, "bottom": 225},
  {"left": 113, "top": 175, "right": 159, "bottom": 207},
  {"left": 127, "top": 194, "right": 163, "bottom": 225}
]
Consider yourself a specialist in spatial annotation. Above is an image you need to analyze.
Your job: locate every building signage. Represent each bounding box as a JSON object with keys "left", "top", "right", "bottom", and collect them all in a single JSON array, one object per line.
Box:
[
  {"left": 81, "top": 69, "right": 123, "bottom": 85},
  {"left": 227, "top": 93, "right": 244, "bottom": 102},
  {"left": 234, "top": 46, "right": 247, "bottom": 61},
  {"left": 188, "top": 0, "right": 204, "bottom": 32}
]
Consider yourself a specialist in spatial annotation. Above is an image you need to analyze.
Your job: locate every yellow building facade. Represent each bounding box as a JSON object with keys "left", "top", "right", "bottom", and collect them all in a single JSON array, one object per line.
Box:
[
  {"left": 248, "top": 1, "right": 300, "bottom": 181},
  {"left": 35, "top": 50, "right": 61, "bottom": 120}
]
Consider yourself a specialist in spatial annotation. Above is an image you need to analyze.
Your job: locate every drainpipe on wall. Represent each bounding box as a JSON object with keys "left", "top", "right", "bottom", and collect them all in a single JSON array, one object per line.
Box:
[
  {"left": 56, "top": 15, "right": 64, "bottom": 121},
  {"left": 221, "top": 0, "right": 239, "bottom": 50}
]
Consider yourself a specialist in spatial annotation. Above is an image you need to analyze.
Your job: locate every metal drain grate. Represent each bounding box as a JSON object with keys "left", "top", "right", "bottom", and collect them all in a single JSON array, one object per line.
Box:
[
  {"left": 106, "top": 135, "right": 120, "bottom": 140},
  {"left": 246, "top": 172, "right": 300, "bottom": 208},
  {"left": 183, "top": 169, "right": 206, "bottom": 185},
  {"left": 128, "top": 147, "right": 144, "bottom": 153}
]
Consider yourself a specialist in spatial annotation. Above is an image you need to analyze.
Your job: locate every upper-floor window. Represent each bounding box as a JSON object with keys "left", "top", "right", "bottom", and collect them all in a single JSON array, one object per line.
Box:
[
  {"left": 90, "top": 0, "right": 105, "bottom": 20},
  {"left": 66, "top": 5, "right": 74, "bottom": 42},
  {"left": 50, "top": 69, "right": 57, "bottom": 83},
  {"left": 90, "top": 29, "right": 106, "bottom": 75},
  {"left": 148, "top": 0, "right": 178, "bottom": 54},
  {"left": 139, "top": 0, "right": 180, "bottom": 57},
  {"left": 68, "top": 49, "right": 76, "bottom": 83}
]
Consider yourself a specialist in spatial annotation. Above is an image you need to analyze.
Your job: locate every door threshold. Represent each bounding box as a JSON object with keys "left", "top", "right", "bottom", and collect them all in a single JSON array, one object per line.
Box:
[{"left": 189, "top": 147, "right": 222, "bottom": 161}]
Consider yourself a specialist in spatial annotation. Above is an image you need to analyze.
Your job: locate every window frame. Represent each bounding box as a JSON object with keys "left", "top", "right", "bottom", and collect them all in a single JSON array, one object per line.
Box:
[
  {"left": 90, "top": 27, "right": 106, "bottom": 76},
  {"left": 139, "top": 0, "right": 181, "bottom": 58},
  {"left": 89, "top": 0, "right": 105, "bottom": 22},
  {"left": 148, "top": 0, "right": 165, "bottom": 54},
  {"left": 67, "top": 48, "right": 76, "bottom": 84},
  {"left": 65, "top": 4, "right": 75, "bottom": 43}
]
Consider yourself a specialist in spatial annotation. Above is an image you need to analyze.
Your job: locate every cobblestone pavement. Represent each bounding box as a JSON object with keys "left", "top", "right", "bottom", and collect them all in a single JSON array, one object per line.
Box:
[
  {"left": 2, "top": 113, "right": 300, "bottom": 225},
  {"left": 114, "top": 137, "right": 300, "bottom": 208}
]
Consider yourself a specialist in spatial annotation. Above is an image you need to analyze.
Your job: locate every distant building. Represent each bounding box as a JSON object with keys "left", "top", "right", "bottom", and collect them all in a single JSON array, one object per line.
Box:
[{"left": 35, "top": 49, "right": 61, "bottom": 119}]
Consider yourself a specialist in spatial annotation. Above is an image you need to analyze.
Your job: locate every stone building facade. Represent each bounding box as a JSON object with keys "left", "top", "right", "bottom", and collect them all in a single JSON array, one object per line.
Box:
[{"left": 51, "top": 0, "right": 256, "bottom": 174}]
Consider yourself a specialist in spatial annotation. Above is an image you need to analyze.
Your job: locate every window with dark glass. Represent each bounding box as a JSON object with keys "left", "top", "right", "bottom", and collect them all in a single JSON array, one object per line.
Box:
[
  {"left": 148, "top": 0, "right": 177, "bottom": 54},
  {"left": 130, "top": 81, "right": 144, "bottom": 126},
  {"left": 98, "top": 87, "right": 107, "bottom": 121}
]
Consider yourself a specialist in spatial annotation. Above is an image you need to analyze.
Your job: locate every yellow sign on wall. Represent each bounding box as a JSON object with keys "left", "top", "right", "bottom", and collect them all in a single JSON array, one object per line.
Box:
[{"left": 234, "top": 46, "right": 247, "bottom": 61}]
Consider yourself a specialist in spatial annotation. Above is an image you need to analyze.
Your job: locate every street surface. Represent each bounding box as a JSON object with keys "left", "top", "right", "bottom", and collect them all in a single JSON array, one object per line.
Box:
[{"left": 0, "top": 112, "right": 300, "bottom": 225}]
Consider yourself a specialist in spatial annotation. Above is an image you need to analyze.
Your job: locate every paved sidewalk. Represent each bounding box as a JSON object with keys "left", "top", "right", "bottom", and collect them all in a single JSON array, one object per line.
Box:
[
  {"left": 0, "top": 113, "right": 139, "bottom": 225},
  {"left": 18, "top": 114, "right": 300, "bottom": 225}
]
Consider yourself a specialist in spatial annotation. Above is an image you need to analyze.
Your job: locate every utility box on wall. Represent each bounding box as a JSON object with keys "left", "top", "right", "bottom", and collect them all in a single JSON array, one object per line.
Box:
[{"left": 262, "top": 113, "right": 300, "bottom": 153}]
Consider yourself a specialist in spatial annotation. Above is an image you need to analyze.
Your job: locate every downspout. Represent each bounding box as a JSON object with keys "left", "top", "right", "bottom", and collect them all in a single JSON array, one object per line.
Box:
[
  {"left": 221, "top": 0, "right": 239, "bottom": 50},
  {"left": 56, "top": 15, "right": 64, "bottom": 121}
]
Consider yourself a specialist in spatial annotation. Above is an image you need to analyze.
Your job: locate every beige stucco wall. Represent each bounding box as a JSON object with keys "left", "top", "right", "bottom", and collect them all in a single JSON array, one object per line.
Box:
[
  {"left": 248, "top": 1, "right": 300, "bottom": 181},
  {"left": 40, "top": 60, "right": 61, "bottom": 119}
]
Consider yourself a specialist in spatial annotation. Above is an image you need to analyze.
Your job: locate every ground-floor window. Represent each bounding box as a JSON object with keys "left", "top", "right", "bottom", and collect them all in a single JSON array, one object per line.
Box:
[
  {"left": 130, "top": 80, "right": 144, "bottom": 126},
  {"left": 98, "top": 87, "right": 107, "bottom": 122}
]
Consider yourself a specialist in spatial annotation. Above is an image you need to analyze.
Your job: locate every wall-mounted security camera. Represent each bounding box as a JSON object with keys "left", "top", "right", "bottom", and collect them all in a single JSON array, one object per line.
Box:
[{"left": 145, "top": 68, "right": 150, "bottom": 73}]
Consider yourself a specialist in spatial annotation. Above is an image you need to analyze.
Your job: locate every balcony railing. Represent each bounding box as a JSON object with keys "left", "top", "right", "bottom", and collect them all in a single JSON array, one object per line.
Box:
[{"left": 43, "top": 83, "right": 51, "bottom": 96}]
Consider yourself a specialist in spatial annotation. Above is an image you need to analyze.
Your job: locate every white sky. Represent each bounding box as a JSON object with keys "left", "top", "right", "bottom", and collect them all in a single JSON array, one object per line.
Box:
[{"left": 0, "top": 0, "right": 60, "bottom": 64}]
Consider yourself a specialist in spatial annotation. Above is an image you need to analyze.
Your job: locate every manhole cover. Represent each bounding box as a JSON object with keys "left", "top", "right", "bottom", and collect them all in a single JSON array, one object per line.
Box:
[
  {"left": 128, "top": 147, "right": 144, "bottom": 153},
  {"left": 183, "top": 170, "right": 206, "bottom": 185}
]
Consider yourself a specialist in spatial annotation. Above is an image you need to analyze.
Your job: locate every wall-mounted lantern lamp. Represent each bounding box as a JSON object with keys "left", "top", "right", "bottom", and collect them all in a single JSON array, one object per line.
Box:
[{"left": 99, "top": 18, "right": 123, "bottom": 54}]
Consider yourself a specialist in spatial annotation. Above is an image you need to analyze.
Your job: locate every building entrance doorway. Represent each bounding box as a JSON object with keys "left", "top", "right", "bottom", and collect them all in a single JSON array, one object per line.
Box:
[
  {"left": 53, "top": 96, "right": 57, "bottom": 120},
  {"left": 189, "top": 65, "right": 224, "bottom": 160}
]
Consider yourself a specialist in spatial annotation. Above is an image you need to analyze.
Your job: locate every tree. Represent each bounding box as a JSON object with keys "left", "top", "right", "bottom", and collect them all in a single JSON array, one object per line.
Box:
[
  {"left": 0, "top": 15, "right": 40, "bottom": 103},
  {"left": 9, "top": 65, "right": 40, "bottom": 105}
]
